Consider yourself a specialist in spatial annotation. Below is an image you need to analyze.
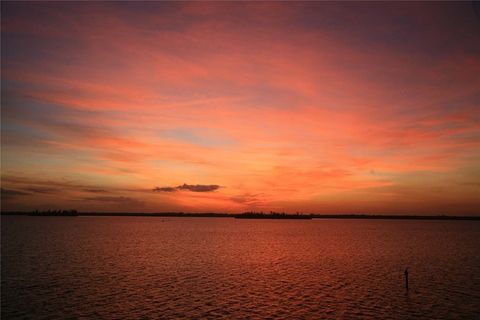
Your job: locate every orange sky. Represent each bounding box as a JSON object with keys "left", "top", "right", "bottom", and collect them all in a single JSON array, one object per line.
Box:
[{"left": 1, "top": 2, "right": 480, "bottom": 214}]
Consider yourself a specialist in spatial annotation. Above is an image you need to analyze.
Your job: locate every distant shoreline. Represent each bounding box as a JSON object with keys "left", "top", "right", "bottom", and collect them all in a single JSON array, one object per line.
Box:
[{"left": 1, "top": 211, "right": 479, "bottom": 220}]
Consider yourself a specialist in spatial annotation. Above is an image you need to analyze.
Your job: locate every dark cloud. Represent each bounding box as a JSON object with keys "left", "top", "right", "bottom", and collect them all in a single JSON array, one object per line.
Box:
[
  {"left": 462, "top": 182, "right": 480, "bottom": 187},
  {"left": 153, "top": 183, "right": 220, "bottom": 193},
  {"left": 83, "top": 196, "right": 133, "bottom": 202},
  {"left": 2, "top": 175, "right": 73, "bottom": 188},
  {"left": 1, "top": 175, "right": 128, "bottom": 194},
  {"left": 81, "top": 196, "right": 143, "bottom": 206},
  {"left": 2, "top": 175, "right": 91, "bottom": 191},
  {"left": 1, "top": 188, "right": 31, "bottom": 200},
  {"left": 177, "top": 183, "right": 220, "bottom": 192},
  {"left": 25, "top": 187, "right": 57, "bottom": 194},
  {"left": 153, "top": 187, "right": 177, "bottom": 192},
  {"left": 230, "top": 193, "right": 262, "bottom": 204},
  {"left": 83, "top": 188, "right": 107, "bottom": 193},
  {"left": 1, "top": 188, "right": 30, "bottom": 196}
]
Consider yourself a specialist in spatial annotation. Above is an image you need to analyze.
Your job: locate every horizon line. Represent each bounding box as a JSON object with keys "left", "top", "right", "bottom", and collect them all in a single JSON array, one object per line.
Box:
[{"left": 2, "top": 211, "right": 479, "bottom": 220}]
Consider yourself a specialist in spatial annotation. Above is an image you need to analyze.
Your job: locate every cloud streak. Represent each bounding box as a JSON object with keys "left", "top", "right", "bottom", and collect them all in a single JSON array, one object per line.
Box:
[
  {"left": 153, "top": 183, "right": 220, "bottom": 193},
  {"left": 1, "top": 188, "right": 31, "bottom": 200}
]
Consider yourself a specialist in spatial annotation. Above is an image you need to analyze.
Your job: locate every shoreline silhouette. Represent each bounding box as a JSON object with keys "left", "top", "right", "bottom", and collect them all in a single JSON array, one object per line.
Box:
[{"left": 2, "top": 211, "right": 479, "bottom": 220}]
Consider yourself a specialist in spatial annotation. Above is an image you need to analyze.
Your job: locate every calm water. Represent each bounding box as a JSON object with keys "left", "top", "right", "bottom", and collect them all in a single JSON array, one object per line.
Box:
[{"left": 2, "top": 216, "right": 480, "bottom": 319}]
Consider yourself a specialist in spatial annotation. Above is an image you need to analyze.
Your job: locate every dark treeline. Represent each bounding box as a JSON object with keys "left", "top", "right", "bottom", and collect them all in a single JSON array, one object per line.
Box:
[
  {"left": 25, "top": 210, "right": 78, "bottom": 216},
  {"left": 235, "top": 212, "right": 312, "bottom": 219},
  {"left": 234, "top": 212, "right": 480, "bottom": 220},
  {"left": 311, "top": 214, "right": 480, "bottom": 220},
  {"left": 1, "top": 211, "right": 479, "bottom": 220}
]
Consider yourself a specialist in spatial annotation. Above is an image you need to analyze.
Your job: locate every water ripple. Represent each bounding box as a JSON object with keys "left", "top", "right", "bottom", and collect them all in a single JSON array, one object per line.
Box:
[{"left": 2, "top": 217, "right": 480, "bottom": 319}]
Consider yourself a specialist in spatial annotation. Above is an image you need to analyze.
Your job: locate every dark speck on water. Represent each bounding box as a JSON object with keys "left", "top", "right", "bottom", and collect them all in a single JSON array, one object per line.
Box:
[{"left": 2, "top": 216, "right": 480, "bottom": 319}]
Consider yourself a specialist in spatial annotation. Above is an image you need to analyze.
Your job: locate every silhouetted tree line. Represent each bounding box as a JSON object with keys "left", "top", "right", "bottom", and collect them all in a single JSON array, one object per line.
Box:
[
  {"left": 234, "top": 211, "right": 313, "bottom": 219},
  {"left": 1, "top": 211, "right": 478, "bottom": 220},
  {"left": 29, "top": 209, "right": 78, "bottom": 216}
]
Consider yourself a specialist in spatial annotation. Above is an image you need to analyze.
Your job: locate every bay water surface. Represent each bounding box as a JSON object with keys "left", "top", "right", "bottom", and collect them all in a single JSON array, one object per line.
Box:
[{"left": 2, "top": 216, "right": 480, "bottom": 319}]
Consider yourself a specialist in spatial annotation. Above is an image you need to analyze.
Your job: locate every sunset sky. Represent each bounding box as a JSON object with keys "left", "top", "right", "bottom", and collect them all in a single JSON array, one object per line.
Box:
[{"left": 1, "top": 2, "right": 479, "bottom": 214}]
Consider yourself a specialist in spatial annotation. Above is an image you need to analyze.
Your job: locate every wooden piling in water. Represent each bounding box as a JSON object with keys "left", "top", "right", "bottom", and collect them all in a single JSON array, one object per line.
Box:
[{"left": 404, "top": 268, "right": 409, "bottom": 291}]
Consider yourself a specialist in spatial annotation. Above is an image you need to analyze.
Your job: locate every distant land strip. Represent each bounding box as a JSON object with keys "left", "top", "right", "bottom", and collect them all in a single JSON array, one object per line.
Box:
[{"left": 1, "top": 211, "right": 479, "bottom": 220}]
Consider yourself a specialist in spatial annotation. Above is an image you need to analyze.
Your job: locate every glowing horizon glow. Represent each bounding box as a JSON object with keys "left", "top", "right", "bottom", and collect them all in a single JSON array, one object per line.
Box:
[{"left": 1, "top": 2, "right": 479, "bottom": 214}]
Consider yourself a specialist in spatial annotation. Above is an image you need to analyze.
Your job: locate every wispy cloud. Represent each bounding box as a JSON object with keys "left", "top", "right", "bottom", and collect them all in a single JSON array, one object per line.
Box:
[
  {"left": 79, "top": 196, "right": 144, "bottom": 208},
  {"left": 1, "top": 188, "right": 31, "bottom": 201},
  {"left": 24, "top": 187, "right": 57, "bottom": 194},
  {"left": 82, "top": 188, "right": 107, "bottom": 193},
  {"left": 153, "top": 187, "right": 177, "bottom": 192}
]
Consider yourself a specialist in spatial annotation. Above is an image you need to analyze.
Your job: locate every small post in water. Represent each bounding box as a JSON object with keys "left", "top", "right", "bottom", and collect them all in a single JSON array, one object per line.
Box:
[{"left": 404, "top": 268, "right": 409, "bottom": 291}]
